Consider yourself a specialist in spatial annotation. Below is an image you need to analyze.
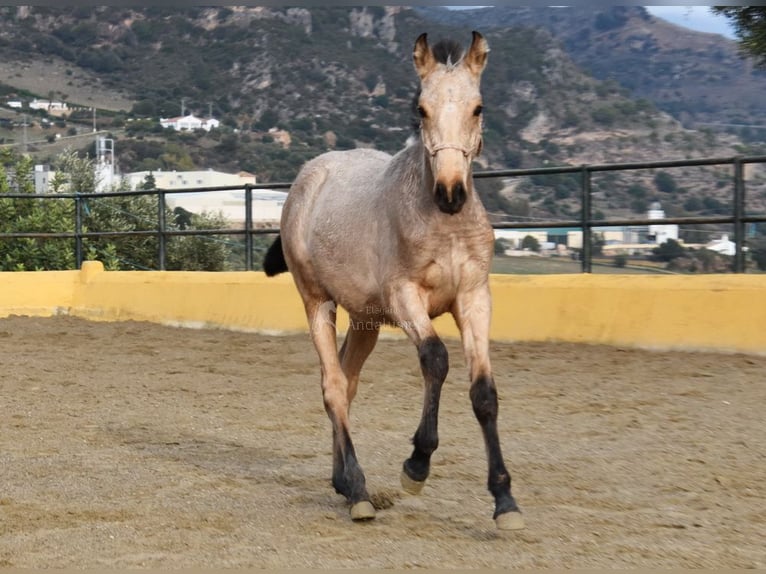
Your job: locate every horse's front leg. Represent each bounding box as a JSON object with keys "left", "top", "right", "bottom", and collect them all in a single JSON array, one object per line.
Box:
[
  {"left": 306, "top": 298, "right": 375, "bottom": 521},
  {"left": 391, "top": 286, "right": 449, "bottom": 495},
  {"left": 453, "top": 284, "right": 524, "bottom": 531}
]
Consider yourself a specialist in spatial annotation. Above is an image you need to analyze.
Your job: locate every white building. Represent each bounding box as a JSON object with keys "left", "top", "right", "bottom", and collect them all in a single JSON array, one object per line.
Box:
[
  {"left": 647, "top": 201, "right": 679, "bottom": 245},
  {"left": 494, "top": 227, "right": 633, "bottom": 251},
  {"left": 28, "top": 99, "right": 69, "bottom": 115},
  {"left": 94, "top": 137, "right": 117, "bottom": 193},
  {"left": 168, "top": 189, "right": 287, "bottom": 227},
  {"left": 706, "top": 234, "right": 737, "bottom": 256},
  {"left": 159, "top": 114, "right": 220, "bottom": 132},
  {"left": 123, "top": 168, "right": 284, "bottom": 227},
  {"left": 34, "top": 164, "right": 55, "bottom": 194},
  {"left": 123, "top": 169, "right": 256, "bottom": 191}
]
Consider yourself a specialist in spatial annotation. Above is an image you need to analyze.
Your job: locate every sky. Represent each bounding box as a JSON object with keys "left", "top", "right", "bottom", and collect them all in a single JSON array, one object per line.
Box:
[
  {"left": 643, "top": 6, "right": 736, "bottom": 39},
  {"left": 449, "top": 6, "right": 737, "bottom": 40}
]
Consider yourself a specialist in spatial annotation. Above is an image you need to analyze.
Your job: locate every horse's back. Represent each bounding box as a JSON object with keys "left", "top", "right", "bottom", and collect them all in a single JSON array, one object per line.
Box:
[
  {"left": 280, "top": 148, "right": 393, "bottom": 298},
  {"left": 282, "top": 148, "right": 391, "bottom": 236},
  {"left": 287, "top": 148, "right": 391, "bottom": 202}
]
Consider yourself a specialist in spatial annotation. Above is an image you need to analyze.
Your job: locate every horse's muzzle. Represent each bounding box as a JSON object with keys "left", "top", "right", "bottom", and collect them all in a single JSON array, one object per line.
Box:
[{"left": 435, "top": 181, "right": 467, "bottom": 215}]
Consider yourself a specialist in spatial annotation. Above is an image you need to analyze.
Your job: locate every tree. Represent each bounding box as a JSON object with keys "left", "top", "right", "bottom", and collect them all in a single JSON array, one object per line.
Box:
[
  {"left": 165, "top": 211, "right": 231, "bottom": 271},
  {"left": 1, "top": 149, "right": 232, "bottom": 271},
  {"left": 173, "top": 206, "right": 193, "bottom": 230},
  {"left": 82, "top": 190, "right": 162, "bottom": 270},
  {"left": 141, "top": 173, "right": 157, "bottom": 191},
  {"left": 52, "top": 148, "right": 96, "bottom": 193},
  {"left": 0, "top": 149, "right": 75, "bottom": 270},
  {"left": 591, "top": 232, "right": 606, "bottom": 256},
  {"left": 654, "top": 171, "right": 678, "bottom": 194},
  {"left": 712, "top": 7, "right": 766, "bottom": 67},
  {"left": 652, "top": 238, "right": 687, "bottom": 263},
  {"left": 748, "top": 236, "right": 766, "bottom": 271},
  {"left": 48, "top": 150, "right": 151, "bottom": 269},
  {"left": 521, "top": 235, "right": 540, "bottom": 252},
  {"left": 683, "top": 196, "right": 704, "bottom": 212}
]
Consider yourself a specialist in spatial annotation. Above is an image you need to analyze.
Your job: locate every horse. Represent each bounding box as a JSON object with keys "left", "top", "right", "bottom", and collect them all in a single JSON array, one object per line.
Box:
[{"left": 263, "top": 31, "right": 523, "bottom": 531}]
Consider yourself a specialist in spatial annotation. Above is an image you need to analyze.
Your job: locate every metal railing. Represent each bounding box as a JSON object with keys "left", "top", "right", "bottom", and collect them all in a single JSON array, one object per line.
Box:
[
  {"left": 2, "top": 154, "right": 766, "bottom": 272},
  {"left": 1, "top": 182, "right": 289, "bottom": 271},
  {"left": 476, "top": 154, "right": 766, "bottom": 272}
]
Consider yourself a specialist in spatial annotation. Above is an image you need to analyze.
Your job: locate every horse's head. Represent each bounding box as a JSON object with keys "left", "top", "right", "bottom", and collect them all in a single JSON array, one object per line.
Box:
[{"left": 413, "top": 31, "right": 489, "bottom": 215}]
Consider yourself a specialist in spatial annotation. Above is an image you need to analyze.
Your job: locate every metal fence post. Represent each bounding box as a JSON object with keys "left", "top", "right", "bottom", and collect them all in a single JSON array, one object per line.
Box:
[
  {"left": 580, "top": 166, "right": 592, "bottom": 273},
  {"left": 733, "top": 157, "right": 746, "bottom": 273},
  {"left": 158, "top": 190, "right": 166, "bottom": 270},
  {"left": 244, "top": 184, "right": 254, "bottom": 271},
  {"left": 74, "top": 193, "right": 83, "bottom": 269}
]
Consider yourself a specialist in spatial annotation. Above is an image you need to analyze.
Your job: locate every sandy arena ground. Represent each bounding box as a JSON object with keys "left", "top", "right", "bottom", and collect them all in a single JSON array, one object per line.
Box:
[{"left": 0, "top": 315, "right": 764, "bottom": 568}]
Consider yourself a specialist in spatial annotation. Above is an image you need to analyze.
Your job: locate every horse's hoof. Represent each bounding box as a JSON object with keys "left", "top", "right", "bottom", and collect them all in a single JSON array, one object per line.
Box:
[
  {"left": 495, "top": 510, "right": 525, "bottom": 531},
  {"left": 350, "top": 500, "right": 376, "bottom": 521},
  {"left": 400, "top": 470, "right": 426, "bottom": 495}
]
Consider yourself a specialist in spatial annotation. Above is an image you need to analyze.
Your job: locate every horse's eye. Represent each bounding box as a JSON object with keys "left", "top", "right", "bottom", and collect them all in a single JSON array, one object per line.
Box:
[
  {"left": 417, "top": 105, "right": 427, "bottom": 119},
  {"left": 473, "top": 105, "right": 483, "bottom": 117}
]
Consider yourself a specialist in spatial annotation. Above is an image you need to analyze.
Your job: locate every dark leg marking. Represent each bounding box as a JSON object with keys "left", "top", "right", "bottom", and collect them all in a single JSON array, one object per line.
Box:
[
  {"left": 330, "top": 425, "right": 370, "bottom": 507},
  {"left": 403, "top": 336, "right": 449, "bottom": 484},
  {"left": 470, "top": 374, "right": 520, "bottom": 518}
]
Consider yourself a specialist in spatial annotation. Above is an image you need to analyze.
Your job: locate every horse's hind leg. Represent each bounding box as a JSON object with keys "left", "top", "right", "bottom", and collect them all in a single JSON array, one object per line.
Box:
[
  {"left": 305, "top": 297, "right": 375, "bottom": 521},
  {"left": 339, "top": 322, "right": 380, "bottom": 407}
]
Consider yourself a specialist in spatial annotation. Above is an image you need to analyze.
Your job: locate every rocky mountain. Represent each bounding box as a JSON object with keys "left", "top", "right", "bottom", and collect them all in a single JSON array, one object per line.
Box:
[
  {"left": 0, "top": 6, "right": 764, "bottom": 225},
  {"left": 420, "top": 6, "right": 766, "bottom": 132}
]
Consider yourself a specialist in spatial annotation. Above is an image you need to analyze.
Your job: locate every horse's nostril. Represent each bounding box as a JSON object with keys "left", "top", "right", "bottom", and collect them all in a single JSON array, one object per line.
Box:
[
  {"left": 453, "top": 181, "right": 466, "bottom": 202},
  {"left": 435, "top": 181, "right": 467, "bottom": 215}
]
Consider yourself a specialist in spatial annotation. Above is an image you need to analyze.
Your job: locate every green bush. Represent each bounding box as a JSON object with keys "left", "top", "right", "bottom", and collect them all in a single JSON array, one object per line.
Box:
[
  {"left": 521, "top": 235, "right": 540, "bottom": 252},
  {"left": 654, "top": 171, "right": 678, "bottom": 194}
]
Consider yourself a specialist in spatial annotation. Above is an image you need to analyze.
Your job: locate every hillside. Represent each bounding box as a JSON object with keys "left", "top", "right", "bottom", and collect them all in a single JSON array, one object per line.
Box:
[
  {"left": 420, "top": 6, "right": 766, "bottom": 132},
  {"left": 1, "top": 5, "right": 765, "bottom": 227}
]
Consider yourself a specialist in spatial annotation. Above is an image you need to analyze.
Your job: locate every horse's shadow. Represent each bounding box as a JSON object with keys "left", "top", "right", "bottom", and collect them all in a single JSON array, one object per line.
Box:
[
  {"left": 103, "top": 422, "right": 505, "bottom": 539},
  {"left": 104, "top": 423, "right": 300, "bottom": 481}
]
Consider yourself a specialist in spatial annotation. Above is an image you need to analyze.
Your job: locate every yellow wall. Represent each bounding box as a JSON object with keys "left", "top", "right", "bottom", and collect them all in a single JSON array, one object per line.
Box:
[
  {"left": 2, "top": 260, "right": 766, "bottom": 355},
  {"left": 0, "top": 269, "right": 77, "bottom": 318}
]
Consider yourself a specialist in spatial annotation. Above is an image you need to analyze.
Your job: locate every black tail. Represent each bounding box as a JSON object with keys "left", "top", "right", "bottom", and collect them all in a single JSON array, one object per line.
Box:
[{"left": 263, "top": 235, "right": 289, "bottom": 276}]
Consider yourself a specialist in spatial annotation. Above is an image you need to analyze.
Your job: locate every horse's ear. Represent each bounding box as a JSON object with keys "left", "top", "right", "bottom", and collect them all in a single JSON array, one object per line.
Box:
[
  {"left": 413, "top": 33, "right": 436, "bottom": 79},
  {"left": 464, "top": 31, "right": 489, "bottom": 76}
]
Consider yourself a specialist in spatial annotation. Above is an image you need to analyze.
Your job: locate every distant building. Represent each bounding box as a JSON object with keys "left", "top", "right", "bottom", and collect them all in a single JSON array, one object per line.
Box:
[
  {"left": 123, "top": 169, "right": 255, "bottom": 191},
  {"left": 28, "top": 99, "right": 69, "bottom": 116},
  {"left": 34, "top": 164, "right": 55, "bottom": 194},
  {"left": 31, "top": 136, "right": 275, "bottom": 229},
  {"left": 159, "top": 114, "right": 220, "bottom": 132},
  {"left": 122, "top": 168, "right": 283, "bottom": 227},
  {"left": 647, "top": 201, "right": 679, "bottom": 245},
  {"left": 706, "top": 234, "right": 736, "bottom": 256},
  {"left": 94, "top": 137, "right": 116, "bottom": 193},
  {"left": 168, "top": 189, "right": 287, "bottom": 228}
]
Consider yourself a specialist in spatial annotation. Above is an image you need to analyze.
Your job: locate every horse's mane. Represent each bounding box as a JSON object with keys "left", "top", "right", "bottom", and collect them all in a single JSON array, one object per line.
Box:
[
  {"left": 432, "top": 38, "right": 465, "bottom": 67},
  {"left": 410, "top": 37, "right": 466, "bottom": 134}
]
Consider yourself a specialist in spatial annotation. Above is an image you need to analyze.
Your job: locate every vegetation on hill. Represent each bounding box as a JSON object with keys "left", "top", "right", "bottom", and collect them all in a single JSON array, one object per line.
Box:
[
  {"left": 421, "top": 6, "right": 766, "bottom": 133},
  {"left": 1, "top": 6, "right": 765, "bottom": 243},
  {"left": 712, "top": 7, "right": 766, "bottom": 67}
]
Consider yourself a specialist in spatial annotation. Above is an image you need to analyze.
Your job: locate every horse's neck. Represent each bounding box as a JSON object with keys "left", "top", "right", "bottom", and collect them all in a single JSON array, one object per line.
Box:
[{"left": 386, "top": 139, "right": 433, "bottom": 208}]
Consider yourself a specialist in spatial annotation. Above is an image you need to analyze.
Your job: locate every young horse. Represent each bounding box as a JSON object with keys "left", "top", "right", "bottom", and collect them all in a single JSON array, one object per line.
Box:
[{"left": 263, "top": 31, "right": 523, "bottom": 531}]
